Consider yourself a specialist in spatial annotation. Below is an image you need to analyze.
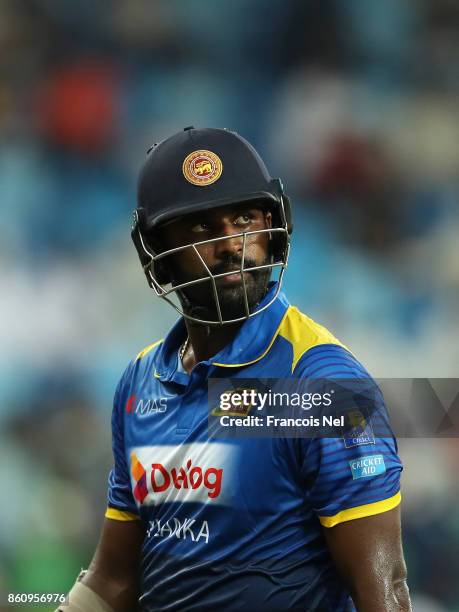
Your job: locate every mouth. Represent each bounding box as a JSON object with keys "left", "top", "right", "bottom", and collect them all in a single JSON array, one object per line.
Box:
[
  {"left": 214, "top": 267, "right": 251, "bottom": 286},
  {"left": 219, "top": 268, "right": 243, "bottom": 284}
]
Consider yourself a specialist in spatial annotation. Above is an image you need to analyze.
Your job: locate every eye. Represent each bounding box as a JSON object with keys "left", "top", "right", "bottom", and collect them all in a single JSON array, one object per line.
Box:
[
  {"left": 234, "top": 214, "right": 252, "bottom": 226},
  {"left": 190, "top": 222, "right": 210, "bottom": 233}
]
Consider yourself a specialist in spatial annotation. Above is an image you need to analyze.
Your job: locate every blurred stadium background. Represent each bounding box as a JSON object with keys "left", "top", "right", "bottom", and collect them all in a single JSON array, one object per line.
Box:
[{"left": 0, "top": 0, "right": 458, "bottom": 610}]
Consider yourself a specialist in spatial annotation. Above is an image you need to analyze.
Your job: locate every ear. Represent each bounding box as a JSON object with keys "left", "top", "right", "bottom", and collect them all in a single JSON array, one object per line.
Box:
[{"left": 264, "top": 210, "right": 273, "bottom": 242}]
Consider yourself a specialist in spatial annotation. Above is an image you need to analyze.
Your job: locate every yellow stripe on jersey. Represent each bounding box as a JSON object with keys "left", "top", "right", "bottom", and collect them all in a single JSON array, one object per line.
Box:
[
  {"left": 105, "top": 507, "right": 140, "bottom": 521},
  {"left": 318, "top": 491, "right": 401, "bottom": 528},
  {"left": 212, "top": 305, "right": 346, "bottom": 371},
  {"left": 278, "top": 306, "right": 347, "bottom": 373},
  {"left": 135, "top": 339, "right": 164, "bottom": 361},
  {"left": 211, "top": 308, "right": 290, "bottom": 368}
]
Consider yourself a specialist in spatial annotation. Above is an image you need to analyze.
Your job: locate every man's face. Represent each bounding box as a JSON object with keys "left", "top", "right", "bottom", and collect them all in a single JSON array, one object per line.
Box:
[{"left": 158, "top": 203, "right": 272, "bottom": 322}]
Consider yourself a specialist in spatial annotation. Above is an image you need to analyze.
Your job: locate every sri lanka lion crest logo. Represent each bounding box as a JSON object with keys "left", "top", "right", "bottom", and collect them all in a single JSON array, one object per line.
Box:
[{"left": 182, "top": 150, "right": 223, "bottom": 186}]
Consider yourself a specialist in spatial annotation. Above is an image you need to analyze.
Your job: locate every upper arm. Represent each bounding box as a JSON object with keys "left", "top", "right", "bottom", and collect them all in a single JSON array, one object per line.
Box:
[
  {"left": 82, "top": 365, "right": 144, "bottom": 610},
  {"left": 323, "top": 505, "right": 411, "bottom": 611},
  {"left": 83, "top": 517, "right": 144, "bottom": 611},
  {"left": 107, "top": 368, "right": 140, "bottom": 518},
  {"left": 296, "top": 344, "right": 403, "bottom": 527},
  {"left": 295, "top": 344, "right": 409, "bottom": 609}
]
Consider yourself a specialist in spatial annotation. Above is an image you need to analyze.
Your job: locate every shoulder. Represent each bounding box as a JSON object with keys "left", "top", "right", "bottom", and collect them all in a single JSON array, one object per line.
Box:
[
  {"left": 134, "top": 338, "right": 164, "bottom": 362},
  {"left": 132, "top": 338, "right": 164, "bottom": 379},
  {"left": 277, "top": 305, "right": 370, "bottom": 378},
  {"left": 116, "top": 338, "right": 164, "bottom": 394}
]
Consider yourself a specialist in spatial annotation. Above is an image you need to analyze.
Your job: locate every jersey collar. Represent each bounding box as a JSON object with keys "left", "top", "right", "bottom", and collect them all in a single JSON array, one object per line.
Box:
[{"left": 154, "top": 281, "right": 290, "bottom": 382}]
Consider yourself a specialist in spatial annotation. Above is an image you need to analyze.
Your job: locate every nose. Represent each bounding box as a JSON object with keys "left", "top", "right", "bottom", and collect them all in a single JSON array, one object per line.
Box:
[{"left": 213, "top": 222, "right": 244, "bottom": 261}]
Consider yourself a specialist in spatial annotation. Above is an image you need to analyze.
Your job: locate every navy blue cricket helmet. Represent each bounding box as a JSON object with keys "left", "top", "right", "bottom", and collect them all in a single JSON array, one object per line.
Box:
[{"left": 131, "top": 126, "right": 292, "bottom": 324}]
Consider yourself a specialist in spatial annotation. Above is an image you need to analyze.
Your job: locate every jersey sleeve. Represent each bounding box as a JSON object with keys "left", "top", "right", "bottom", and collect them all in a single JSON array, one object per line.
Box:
[
  {"left": 295, "top": 344, "right": 402, "bottom": 528},
  {"left": 106, "top": 366, "right": 140, "bottom": 521}
]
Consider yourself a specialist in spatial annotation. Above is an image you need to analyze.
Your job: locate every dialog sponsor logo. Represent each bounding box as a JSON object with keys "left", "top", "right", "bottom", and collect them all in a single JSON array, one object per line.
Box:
[
  {"left": 150, "top": 460, "right": 222, "bottom": 498},
  {"left": 130, "top": 443, "right": 235, "bottom": 506}
]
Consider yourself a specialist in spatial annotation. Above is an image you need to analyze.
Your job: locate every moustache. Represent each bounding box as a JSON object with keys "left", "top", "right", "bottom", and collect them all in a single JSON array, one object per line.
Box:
[{"left": 209, "top": 257, "right": 258, "bottom": 277}]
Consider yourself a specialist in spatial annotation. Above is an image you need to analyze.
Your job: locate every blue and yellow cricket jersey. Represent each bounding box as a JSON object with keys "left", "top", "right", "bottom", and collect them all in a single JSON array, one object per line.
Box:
[{"left": 107, "top": 282, "right": 402, "bottom": 611}]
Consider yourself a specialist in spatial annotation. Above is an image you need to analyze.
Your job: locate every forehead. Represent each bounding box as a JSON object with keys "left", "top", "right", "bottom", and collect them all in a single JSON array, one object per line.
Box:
[{"left": 161, "top": 202, "right": 265, "bottom": 232}]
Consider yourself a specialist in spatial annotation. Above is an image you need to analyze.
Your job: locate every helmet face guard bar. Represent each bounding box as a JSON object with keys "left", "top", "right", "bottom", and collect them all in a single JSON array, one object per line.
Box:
[{"left": 132, "top": 197, "right": 291, "bottom": 326}]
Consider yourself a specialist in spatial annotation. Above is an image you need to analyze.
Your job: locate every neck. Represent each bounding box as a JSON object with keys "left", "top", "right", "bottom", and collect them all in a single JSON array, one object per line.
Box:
[{"left": 181, "top": 320, "right": 243, "bottom": 373}]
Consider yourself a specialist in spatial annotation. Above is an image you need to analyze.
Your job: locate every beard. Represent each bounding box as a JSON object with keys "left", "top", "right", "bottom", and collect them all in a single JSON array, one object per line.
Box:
[{"left": 170, "top": 255, "right": 272, "bottom": 323}]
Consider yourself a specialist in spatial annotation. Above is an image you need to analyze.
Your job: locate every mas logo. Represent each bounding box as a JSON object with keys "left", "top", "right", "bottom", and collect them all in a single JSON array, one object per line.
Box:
[
  {"left": 125, "top": 395, "right": 167, "bottom": 415},
  {"left": 182, "top": 150, "right": 223, "bottom": 186}
]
